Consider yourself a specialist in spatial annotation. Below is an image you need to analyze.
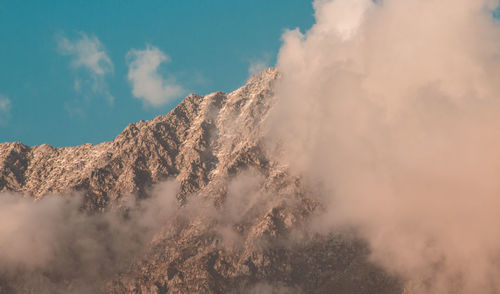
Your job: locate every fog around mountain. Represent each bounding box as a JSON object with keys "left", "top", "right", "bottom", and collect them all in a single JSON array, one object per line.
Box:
[{"left": 2, "top": 0, "right": 500, "bottom": 293}]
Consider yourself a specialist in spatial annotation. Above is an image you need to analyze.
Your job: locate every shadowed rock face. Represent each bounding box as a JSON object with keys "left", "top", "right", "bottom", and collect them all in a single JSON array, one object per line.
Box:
[{"left": 0, "top": 69, "right": 402, "bottom": 293}]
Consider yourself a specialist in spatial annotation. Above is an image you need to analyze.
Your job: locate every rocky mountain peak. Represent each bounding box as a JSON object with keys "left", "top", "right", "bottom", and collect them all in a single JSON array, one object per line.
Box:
[
  {"left": 0, "top": 68, "right": 279, "bottom": 206},
  {"left": 0, "top": 68, "right": 401, "bottom": 294}
]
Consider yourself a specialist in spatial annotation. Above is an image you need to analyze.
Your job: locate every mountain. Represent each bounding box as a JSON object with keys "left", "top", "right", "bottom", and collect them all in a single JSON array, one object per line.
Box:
[
  {"left": 0, "top": 69, "right": 278, "bottom": 209},
  {"left": 0, "top": 69, "right": 402, "bottom": 293}
]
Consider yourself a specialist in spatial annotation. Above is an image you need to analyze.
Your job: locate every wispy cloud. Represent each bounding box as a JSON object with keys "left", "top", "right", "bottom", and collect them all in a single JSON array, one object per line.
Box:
[
  {"left": 248, "top": 55, "right": 271, "bottom": 77},
  {"left": 57, "top": 32, "right": 114, "bottom": 103},
  {"left": 126, "top": 45, "right": 184, "bottom": 107},
  {"left": 0, "top": 95, "right": 11, "bottom": 125},
  {"left": 58, "top": 33, "right": 113, "bottom": 75}
]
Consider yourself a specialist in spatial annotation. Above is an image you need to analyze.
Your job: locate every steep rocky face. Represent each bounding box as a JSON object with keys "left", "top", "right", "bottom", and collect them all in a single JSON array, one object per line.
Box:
[{"left": 0, "top": 69, "right": 402, "bottom": 293}]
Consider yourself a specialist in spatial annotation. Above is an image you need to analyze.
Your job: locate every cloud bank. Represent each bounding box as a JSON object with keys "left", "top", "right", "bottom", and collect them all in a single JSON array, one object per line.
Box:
[
  {"left": 58, "top": 32, "right": 114, "bottom": 103},
  {"left": 126, "top": 45, "right": 184, "bottom": 107},
  {"left": 268, "top": 0, "right": 500, "bottom": 293}
]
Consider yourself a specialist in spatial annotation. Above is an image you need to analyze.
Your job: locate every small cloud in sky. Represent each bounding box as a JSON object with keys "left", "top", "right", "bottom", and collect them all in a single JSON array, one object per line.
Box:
[
  {"left": 248, "top": 54, "right": 272, "bottom": 77},
  {"left": 57, "top": 32, "right": 114, "bottom": 104},
  {"left": 58, "top": 32, "right": 113, "bottom": 76},
  {"left": 0, "top": 95, "right": 11, "bottom": 125},
  {"left": 126, "top": 45, "right": 184, "bottom": 107}
]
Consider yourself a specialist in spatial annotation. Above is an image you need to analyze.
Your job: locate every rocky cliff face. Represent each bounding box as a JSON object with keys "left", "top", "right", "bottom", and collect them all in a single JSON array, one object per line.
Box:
[{"left": 0, "top": 69, "right": 402, "bottom": 293}]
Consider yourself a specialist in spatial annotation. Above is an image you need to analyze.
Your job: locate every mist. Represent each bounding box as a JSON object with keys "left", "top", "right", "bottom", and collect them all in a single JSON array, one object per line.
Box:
[
  {"left": 268, "top": 0, "right": 500, "bottom": 293},
  {"left": 0, "top": 181, "right": 178, "bottom": 293},
  {"left": 3, "top": 0, "right": 500, "bottom": 293},
  {"left": 0, "top": 172, "right": 286, "bottom": 293}
]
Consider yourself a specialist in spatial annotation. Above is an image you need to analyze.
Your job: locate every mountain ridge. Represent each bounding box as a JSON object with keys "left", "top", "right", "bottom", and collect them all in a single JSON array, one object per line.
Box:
[
  {"left": 0, "top": 68, "right": 278, "bottom": 209},
  {"left": 0, "top": 68, "right": 402, "bottom": 293}
]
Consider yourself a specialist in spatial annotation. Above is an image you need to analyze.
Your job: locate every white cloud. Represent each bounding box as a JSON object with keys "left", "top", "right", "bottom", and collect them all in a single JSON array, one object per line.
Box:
[
  {"left": 58, "top": 33, "right": 113, "bottom": 76},
  {"left": 126, "top": 45, "right": 184, "bottom": 107},
  {"left": 57, "top": 32, "right": 114, "bottom": 103},
  {"left": 271, "top": 0, "right": 500, "bottom": 292},
  {"left": 248, "top": 54, "right": 272, "bottom": 77},
  {"left": 0, "top": 95, "right": 11, "bottom": 125},
  {"left": 248, "top": 60, "right": 268, "bottom": 77}
]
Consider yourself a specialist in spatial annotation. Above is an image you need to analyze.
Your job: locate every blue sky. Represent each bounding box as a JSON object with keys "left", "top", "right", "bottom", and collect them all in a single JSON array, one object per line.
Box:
[{"left": 0, "top": 1, "right": 314, "bottom": 147}]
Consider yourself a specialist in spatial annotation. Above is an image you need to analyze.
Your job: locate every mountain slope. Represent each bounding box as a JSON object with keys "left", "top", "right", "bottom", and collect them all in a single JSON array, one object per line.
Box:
[{"left": 0, "top": 69, "right": 402, "bottom": 293}]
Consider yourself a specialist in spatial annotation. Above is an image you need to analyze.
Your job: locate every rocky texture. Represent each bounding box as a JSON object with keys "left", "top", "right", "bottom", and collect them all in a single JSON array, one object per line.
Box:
[{"left": 0, "top": 69, "right": 402, "bottom": 293}]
